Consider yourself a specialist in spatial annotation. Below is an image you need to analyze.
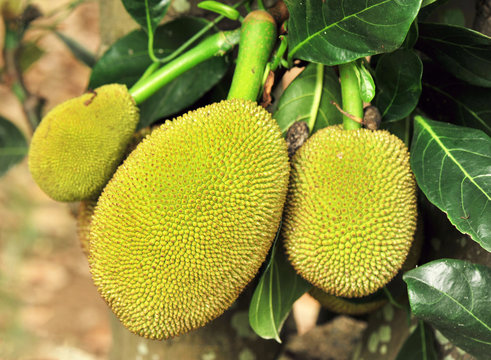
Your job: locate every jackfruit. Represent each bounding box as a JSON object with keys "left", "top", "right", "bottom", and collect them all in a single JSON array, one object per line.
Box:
[
  {"left": 28, "top": 84, "right": 139, "bottom": 202},
  {"left": 283, "top": 125, "right": 417, "bottom": 298},
  {"left": 88, "top": 99, "right": 290, "bottom": 339},
  {"left": 77, "top": 200, "right": 97, "bottom": 256},
  {"left": 310, "top": 287, "right": 387, "bottom": 315},
  {"left": 76, "top": 127, "right": 155, "bottom": 257}
]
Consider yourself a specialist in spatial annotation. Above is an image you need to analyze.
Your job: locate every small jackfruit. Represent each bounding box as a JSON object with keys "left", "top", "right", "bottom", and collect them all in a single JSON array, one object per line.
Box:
[
  {"left": 88, "top": 99, "right": 290, "bottom": 339},
  {"left": 283, "top": 125, "right": 417, "bottom": 298},
  {"left": 28, "top": 84, "right": 139, "bottom": 202}
]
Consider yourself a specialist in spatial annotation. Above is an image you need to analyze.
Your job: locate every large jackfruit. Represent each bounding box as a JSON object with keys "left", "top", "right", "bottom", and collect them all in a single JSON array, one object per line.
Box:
[
  {"left": 28, "top": 84, "right": 139, "bottom": 202},
  {"left": 88, "top": 99, "right": 290, "bottom": 339},
  {"left": 283, "top": 126, "right": 417, "bottom": 298}
]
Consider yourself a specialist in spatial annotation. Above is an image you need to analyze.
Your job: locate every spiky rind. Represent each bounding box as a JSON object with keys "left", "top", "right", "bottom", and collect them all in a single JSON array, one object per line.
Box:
[
  {"left": 28, "top": 84, "right": 139, "bottom": 202},
  {"left": 77, "top": 200, "right": 97, "bottom": 257},
  {"left": 310, "top": 287, "right": 387, "bottom": 315},
  {"left": 89, "top": 99, "right": 290, "bottom": 339},
  {"left": 283, "top": 126, "right": 417, "bottom": 298}
]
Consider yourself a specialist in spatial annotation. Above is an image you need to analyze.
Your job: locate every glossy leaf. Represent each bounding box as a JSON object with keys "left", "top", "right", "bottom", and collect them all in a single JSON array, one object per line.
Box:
[
  {"left": 422, "top": 0, "right": 438, "bottom": 6},
  {"left": 121, "top": 0, "right": 170, "bottom": 33},
  {"left": 395, "top": 321, "right": 438, "bottom": 360},
  {"left": 89, "top": 18, "right": 229, "bottom": 128},
  {"left": 274, "top": 64, "right": 342, "bottom": 135},
  {"left": 402, "top": 21, "right": 419, "bottom": 49},
  {"left": 374, "top": 48, "right": 422, "bottom": 122},
  {"left": 249, "top": 238, "right": 312, "bottom": 342},
  {"left": 410, "top": 116, "right": 491, "bottom": 251},
  {"left": 55, "top": 31, "right": 96, "bottom": 68},
  {"left": 285, "top": 0, "right": 422, "bottom": 65},
  {"left": 404, "top": 259, "right": 491, "bottom": 358},
  {"left": 0, "top": 117, "right": 28, "bottom": 177},
  {"left": 416, "top": 23, "right": 491, "bottom": 88},
  {"left": 355, "top": 60, "right": 375, "bottom": 103},
  {"left": 419, "top": 63, "right": 491, "bottom": 136}
]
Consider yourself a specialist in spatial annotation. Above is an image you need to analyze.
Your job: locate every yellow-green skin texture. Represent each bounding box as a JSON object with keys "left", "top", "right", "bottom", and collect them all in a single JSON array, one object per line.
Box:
[
  {"left": 88, "top": 99, "right": 290, "bottom": 339},
  {"left": 283, "top": 126, "right": 417, "bottom": 298},
  {"left": 28, "top": 84, "right": 139, "bottom": 202},
  {"left": 310, "top": 287, "right": 387, "bottom": 315}
]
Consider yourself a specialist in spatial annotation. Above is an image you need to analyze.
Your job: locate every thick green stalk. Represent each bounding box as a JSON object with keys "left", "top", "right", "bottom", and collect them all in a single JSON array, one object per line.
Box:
[
  {"left": 130, "top": 29, "right": 241, "bottom": 105},
  {"left": 227, "top": 10, "right": 277, "bottom": 101},
  {"left": 339, "top": 62, "right": 363, "bottom": 130}
]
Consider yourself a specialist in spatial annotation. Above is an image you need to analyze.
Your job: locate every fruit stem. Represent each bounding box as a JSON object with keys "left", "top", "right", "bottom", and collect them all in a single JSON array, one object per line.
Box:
[
  {"left": 307, "top": 63, "right": 324, "bottom": 133},
  {"left": 227, "top": 10, "right": 277, "bottom": 101},
  {"left": 339, "top": 62, "right": 363, "bottom": 130},
  {"left": 130, "top": 29, "right": 241, "bottom": 105}
]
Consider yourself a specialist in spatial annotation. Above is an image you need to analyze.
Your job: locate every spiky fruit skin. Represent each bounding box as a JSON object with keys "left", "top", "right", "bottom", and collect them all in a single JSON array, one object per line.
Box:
[
  {"left": 28, "top": 84, "right": 139, "bottom": 202},
  {"left": 88, "top": 99, "right": 290, "bottom": 339},
  {"left": 283, "top": 126, "right": 417, "bottom": 298},
  {"left": 310, "top": 287, "right": 387, "bottom": 315},
  {"left": 77, "top": 200, "right": 97, "bottom": 257}
]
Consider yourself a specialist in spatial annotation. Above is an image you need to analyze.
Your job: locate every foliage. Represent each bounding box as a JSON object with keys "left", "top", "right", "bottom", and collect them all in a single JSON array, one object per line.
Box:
[{"left": 1, "top": 0, "right": 490, "bottom": 358}]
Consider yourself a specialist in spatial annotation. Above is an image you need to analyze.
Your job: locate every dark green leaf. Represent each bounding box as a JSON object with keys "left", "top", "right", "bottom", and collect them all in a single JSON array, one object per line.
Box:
[
  {"left": 402, "top": 21, "right": 419, "bottom": 49},
  {"left": 285, "top": 0, "right": 422, "bottom": 65},
  {"left": 374, "top": 49, "right": 422, "bottom": 122},
  {"left": 249, "top": 238, "right": 312, "bottom": 342},
  {"left": 19, "top": 42, "right": 44, "bottom": 72},
  {"left": 404, "top": 259, "right": 491, "bottom": 358},
  {"left": 439, "top": 8, "right": 465, "bottom": 27},
  {"left": 416, "top": 23, "right": 491, "bottom": 88},
  {"left": 89, "top": 18, "right": 229, "bottom": 128},
  {"left": 419, "top": 63, "right": 491, "bottom": 136},
  {"left": 0, "top": 117, "right": 28, "bottom": 177},
  {"left": 395, "top": 321, "right": 438, "bottom": 360},
  {"left": 274, "top": 64, "right": 342, "bottom": 135},
  {"left": 55, "top": 31, "right": 96, "bottom": 68},
  {"left": 121, "top": 0, "right": 170, "bottom": 33},
  {"left": 410, "top": 116, "right": 491, "bottom": 251}
]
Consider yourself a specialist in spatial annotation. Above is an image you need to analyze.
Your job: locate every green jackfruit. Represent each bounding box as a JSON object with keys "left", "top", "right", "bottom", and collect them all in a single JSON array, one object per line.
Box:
[
  {"left": 88, "top": 99, "right": 290, "bottom": 339},
  {"left": 28, "top": 84, "right": 139, "bottom": 202},
  {"left": 283, "top": 125, "right": 417, "bottom": 298}
]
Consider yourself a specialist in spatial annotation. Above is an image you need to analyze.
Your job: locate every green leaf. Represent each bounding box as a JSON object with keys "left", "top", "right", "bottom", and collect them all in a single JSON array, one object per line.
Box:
[
  {"left": 0, "top": 117, "right": 28, "bottom": 177},
  {"left": 355, "top": 60, "right": 375, "bottom": 103},
  {"left": 395, "top": 321, "right": 438, "bottom": 360},
  {"left": 18, "top": 42, "right": 45, "bottom": 72},
  {"left": 404, "top": 259, "right": 491, "bottom": 358},
  {"left": 121, "top": 0, "right": 170, "bottom": 33},
  {"left": 402, "top": 21, "right": 419, "bottom": 49},
  {"left": 285, "top": 0, "right": 422, "bottom": 65},
  {"left": 421, "top": 0, "right": 438, "bottom": 6},
  {"left": 419, "top": 64, "right": 491, "bottom": 136},
  {"left": 374, "top": 49, "right": 422, "bottom": 122},
  {"left": 54, "top": 31, "right": 96, "bottom": 68},
  {"left": 416, "top": 23, "right": 491, "bottom": 88},
  {"left": 274, "top": 64, "right": 342, "bottom": 135},
  {"left": 89, "top": 18, "right": 229, "bottom": 128},
  {"left": 410, "top": 116, "right": 491, "bottom": 251},
  {"left": 249, "top": 237, "right": 312, "bottom": 342}
]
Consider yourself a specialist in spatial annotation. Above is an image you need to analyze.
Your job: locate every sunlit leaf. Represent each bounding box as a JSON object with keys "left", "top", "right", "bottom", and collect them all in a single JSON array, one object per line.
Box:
[
  {"left": 285, "top": 0, "right": 422, "bottom": 65},
  {"left": 249, "top": 237, "right": 312, "bottom": 342},
  {"left": 0, "top": 117, "right": 27, "bottom": 177},
  {"left": 274, "top": 64, "right": 342, "bottom": 135},
  {"left": 404, "top": 259, "right": 491, "bottom": 358},
  {"left": 410, "top": 117, "right": 491, "bottom": 251}
]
